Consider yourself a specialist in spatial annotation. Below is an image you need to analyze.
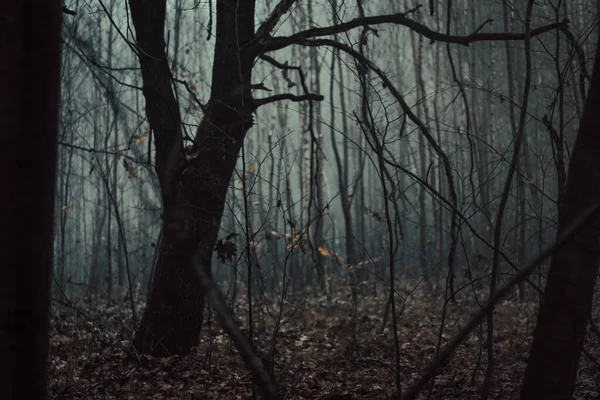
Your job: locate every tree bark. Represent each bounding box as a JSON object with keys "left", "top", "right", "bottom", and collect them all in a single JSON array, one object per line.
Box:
[
  {"left": 520, "top": 37, "right": 600, "bottom": 400},
  {"left": 129, "top": 0, "right": 257, "bottom": 356},
  {"left": 0, "top": 0, "right": 62, "bottom": 398}
]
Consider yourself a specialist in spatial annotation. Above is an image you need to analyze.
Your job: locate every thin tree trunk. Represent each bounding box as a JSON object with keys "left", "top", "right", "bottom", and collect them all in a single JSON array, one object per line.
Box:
[
  {"left": 329, "top": 0, "right": 357, "bottom": 287},
  {"left": 409, "top": 15, "right": 431, "bottom": 287}
]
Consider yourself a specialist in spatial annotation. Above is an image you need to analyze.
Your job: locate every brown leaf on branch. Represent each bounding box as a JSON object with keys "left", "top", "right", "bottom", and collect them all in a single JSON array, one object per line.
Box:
[{"left": 214, "top": 239, "right": 237, "bottom": 263}]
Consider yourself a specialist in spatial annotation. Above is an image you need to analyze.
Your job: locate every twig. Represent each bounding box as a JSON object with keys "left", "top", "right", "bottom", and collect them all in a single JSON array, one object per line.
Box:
[
  {"left": 61, "top": 6, "right": 76, "bottom": 15},
  {"left": 254, "top": 93, "right": 323, "bottom": 107}
]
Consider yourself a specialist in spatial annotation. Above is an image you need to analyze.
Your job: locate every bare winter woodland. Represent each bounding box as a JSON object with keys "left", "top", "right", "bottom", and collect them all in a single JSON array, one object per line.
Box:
[{"left": 3, "top": 0, "right": 600, "bottom": 399}]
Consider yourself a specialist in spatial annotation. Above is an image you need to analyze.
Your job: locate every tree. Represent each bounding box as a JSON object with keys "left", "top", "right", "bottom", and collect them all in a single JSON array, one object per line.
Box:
[
  {"left": 129, "top": 0, "right": 572, "bottom": 356},
  {"left": 129, "top": 0, "right": 329, "bottom": 356},
  {"left": 0, "top": 1, "right": 62, "bottom": 398},
  {"left": 520, "top": 37, "right": 600, "bottom": 400}
]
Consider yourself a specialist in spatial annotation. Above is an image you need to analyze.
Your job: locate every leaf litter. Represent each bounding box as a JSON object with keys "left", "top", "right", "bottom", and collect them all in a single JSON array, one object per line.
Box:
[{"left": 48, "top": 284, "right": 600, "bottom": 399}]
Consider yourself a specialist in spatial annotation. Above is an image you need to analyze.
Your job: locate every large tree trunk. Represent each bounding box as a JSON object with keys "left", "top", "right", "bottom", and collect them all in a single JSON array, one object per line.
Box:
[
  {"left": 129, "top": 0, "right": 256, "bottom": 356},
  {"left": 0, "top": 1, "right": 61, "bottom": 398},
  {"left": 520, "top": 38, "right": 600, "bottom": 399}
]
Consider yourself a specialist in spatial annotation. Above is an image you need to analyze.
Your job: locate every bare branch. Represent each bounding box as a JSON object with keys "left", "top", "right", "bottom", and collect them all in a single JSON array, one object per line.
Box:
[
  {"left": 57, "top": 141, "right": 148, "bottom": 168},
  {"left": 559, "top": 26, "right": 591, "bottom": 100},
  {"left": 259, "top": 55, "right": 297, "bottom": 88},
  {"left": 254, "top": 93, "right": 323, "bottom": 107},
  {"left": 61, "top": 6, "right": 76, "bottom": 15},
  {"left": 262, "top": 12, "right": 570, "bottom": 51},
  {"left": 172, "top": 77, "right": 208, "bottom": 113},
  {"left": 255, "top": 0, "right": 299, "bottom": 40},
  {"left": 251, "top": 83, "right": 272, "bottom": 92},
  {"left": 256, "top": 54, "right": 319, "bottom": 110},
  {"left": 193, "top": 254, "right": 280, "bottom": 400},
  {"left": 473, "top": 19, "right": 493, "bottom": 35},
  {"left": 297, "top": 37, "right": 445, "bottom": 166}
]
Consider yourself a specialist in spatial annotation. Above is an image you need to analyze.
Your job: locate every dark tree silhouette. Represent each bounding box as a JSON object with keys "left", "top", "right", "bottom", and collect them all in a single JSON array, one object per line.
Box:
[
  {"left": 129, "top": 0, "right": 325, "bottom": 356},
  {"left": 520, "top": 37, "right": 600, "bottom": 400},
  {"left": 129, "top": 0, "right": 260, "bottom": 356},
  {"left": 0, "top": 1, "right": 62, "bottom": 398}
]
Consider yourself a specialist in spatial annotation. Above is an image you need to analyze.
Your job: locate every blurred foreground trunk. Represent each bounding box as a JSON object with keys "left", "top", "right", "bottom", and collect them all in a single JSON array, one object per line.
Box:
[
  {"left": 0, "top": 1, "right": 62, "bottom": 398},
  {"left": 520, "top": 38, "right": 600, "bottom": 399}
]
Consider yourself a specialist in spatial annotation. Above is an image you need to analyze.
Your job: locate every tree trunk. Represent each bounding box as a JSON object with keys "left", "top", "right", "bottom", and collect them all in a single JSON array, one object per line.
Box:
[
  {"left": 0, "top": 1, "right": 61, "bottom": 398},
  {"left": 410, "top": 18, "right": 431, "bottom": 287},
  {"left": 129, "top": 0, "right": 256, "bottom": 356},
  {"left": 520, "top": 38, "right": 600, "bottom": 399}
]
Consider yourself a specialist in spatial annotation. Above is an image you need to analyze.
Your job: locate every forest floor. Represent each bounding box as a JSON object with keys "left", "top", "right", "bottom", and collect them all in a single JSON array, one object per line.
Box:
[{"left": 48, "top": 283, "right": 600, "bottom": 399}]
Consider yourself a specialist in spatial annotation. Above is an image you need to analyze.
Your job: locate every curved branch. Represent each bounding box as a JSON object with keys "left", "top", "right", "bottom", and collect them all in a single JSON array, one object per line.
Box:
[
  {"left": 255, "top": 0, "right": 299, "bottom": 40},
  {"left": 259, "top": 54, "right": 298, "bottom": 88},
  {"left": 263, "top": 12, "right": 570, "bottom": 51},
  {"left": 254, "top": 93, "right": 323, "bottom": 107},
  {"left": 559, "top": 26, "right": 591, "bottom": 101},
  {"left": 61, "top": 6, "right": 76, "bottom": 15},
  {"left": 296, "top": 35, "right": 460, "bottom": 242}
]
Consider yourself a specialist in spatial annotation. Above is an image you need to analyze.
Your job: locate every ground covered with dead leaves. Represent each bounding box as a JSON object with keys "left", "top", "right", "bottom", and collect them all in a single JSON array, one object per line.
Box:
[{"left": 48, "top": 285, "right": 600, "bottom": 399}]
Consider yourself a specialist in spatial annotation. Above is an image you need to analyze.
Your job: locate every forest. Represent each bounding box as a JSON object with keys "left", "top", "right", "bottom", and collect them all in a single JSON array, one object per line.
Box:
[{"left": 3, "top": 0, "right": 600, "bottom": 399}]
